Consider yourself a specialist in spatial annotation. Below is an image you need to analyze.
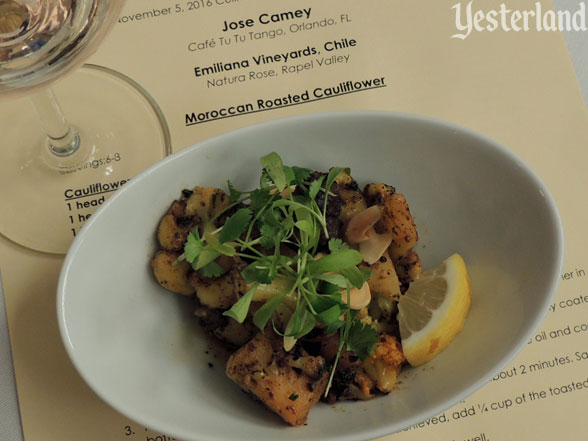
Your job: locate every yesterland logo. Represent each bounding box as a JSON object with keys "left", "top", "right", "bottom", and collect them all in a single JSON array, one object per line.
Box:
[{"left": 451, "top": 1, "right": 587, "bottom": 39}]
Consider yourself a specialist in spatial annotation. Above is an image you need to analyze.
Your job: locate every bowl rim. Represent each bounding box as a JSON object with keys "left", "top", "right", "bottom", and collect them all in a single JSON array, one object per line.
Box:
[{"left": 57, "top": 109, "right": 565, "bottom": 441}]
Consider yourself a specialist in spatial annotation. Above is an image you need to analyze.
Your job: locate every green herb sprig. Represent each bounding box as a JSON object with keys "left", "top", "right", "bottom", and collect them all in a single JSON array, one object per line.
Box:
[{"left": 183, "top": 152, "right": 378, "bottom": 396}]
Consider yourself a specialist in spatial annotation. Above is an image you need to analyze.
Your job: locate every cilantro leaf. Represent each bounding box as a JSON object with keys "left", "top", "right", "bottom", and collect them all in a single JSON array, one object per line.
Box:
[
  {"left": 320, "top": 167, "right": 349, "bottom": 238},
  {"left": 223, "top": 284, "right": 258, "bottom": 323},
  {"left": 309, "top": 296, "right": 345, "bottom": 333},
  {"left": 259, "top": 223, "right": 277, "bottom": 249},
  {"left": 308, "top": 249, "right": 363, "bottom": 275},
  {"left": 327, "top": 318, "right": 345, "bottom": 334},
  {"left": 259, "top": 168, "right": 272, "bottom": 188},
  {"left": 227, "top": 180, "right": 243, "bottom": 203},
  {"left": 308, "top": 176, "right": 324, "bottom": 200},
  {"left": 199, "top": 261, "right": 226, "bottom": 278},
  {"left": 324, "top": 167, "right": 349, "bottom": 194},
  {"left": 283, "top": 165, "right": 296, "bottom": 187},
  {"left": 241, "top": 258, "right": 277, "bottom": 284},
  {"left": 292, "top": 166, "right": 312, "bottom": 185},
  {"left": 253, "top": 290, "right": 288, "bottom": 330},
  {"left": 219, "top": 208, "right": 252, "bottom": 243},
  {"left": 328, "top": 238, "right": 348, "bottom": 253},
  {"left": 310, "top": 295, "right": 341, "bottom": 312},
  {"left": 294, "top": 219, "right": 314, "bottom": 236},
  {"left": 314, "top": 304, "right": 344, "bottom": 326},
  {"left": 260, "top": 152, "right": 287, "bottom": 191},
  {"left": 194, "top": 247, "right": 221, "bottom": 270},
  {"left": 339, "top": 266, "right": 371, "bottom": 289},
  {"left": 294, "top": 210, "right": 316, "bottom": 248},
  {"left": 318, "top": 281, "right": 341, "bottom": 294},
  {"left": 294, "top": 309, "right": 316, "bottom": 339},
  {"left": 315, "top": 273, "right": 349, "bottom": 288},
  {"left": 284, "top": 302, "right": 317, "bottom": 339},
  {"left": 346, "top": 320, "right": 378, "bottom": 360},
  {"left": 184, "top": 229, "right": 204, "bottom": 265},
  {"left": 258, "top": 210, "right": 286, "bottom": 248},
  {"left": 249, "top": 188, "right": 272, "bottom": 213}
]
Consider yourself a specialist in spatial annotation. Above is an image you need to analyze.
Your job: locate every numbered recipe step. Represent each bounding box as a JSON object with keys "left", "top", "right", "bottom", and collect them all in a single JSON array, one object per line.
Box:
[{"left": 123, "top": 423, "right": 177, "bottom": 440}]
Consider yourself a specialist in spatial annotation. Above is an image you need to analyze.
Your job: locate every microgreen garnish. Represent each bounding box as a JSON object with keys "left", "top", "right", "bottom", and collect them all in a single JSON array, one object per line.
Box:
[
  {"left": 218, "top": 208, "right": 252, "bottom": 243},
  {"left": 223, "top": 283, "right": 258, "bottom": 323},
  {"left": 184, "top": 229, "right": 204, "bottom": 264},
  {"left": 346, "top": 319, "right": 379, "bottom": 360},
  {"left": 199, "top": 261, "right": 226, "bottom": 278},
  {"left": 260, "top": 152, "right": 288, "bottom": 191},
  {"left": 182, "top": 152, "right": 378, "bottom": 396}
]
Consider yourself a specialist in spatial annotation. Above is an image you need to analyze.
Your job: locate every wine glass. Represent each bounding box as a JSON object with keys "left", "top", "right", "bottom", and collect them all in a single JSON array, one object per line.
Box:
[{"left": 0, "top": 0, "right": 171, "bottom": 253}]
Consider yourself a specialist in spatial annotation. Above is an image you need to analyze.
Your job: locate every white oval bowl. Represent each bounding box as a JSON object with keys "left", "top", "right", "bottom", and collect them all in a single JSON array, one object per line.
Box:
[{"left": 57, "top": 111, "right": 563, "bottom": 441}]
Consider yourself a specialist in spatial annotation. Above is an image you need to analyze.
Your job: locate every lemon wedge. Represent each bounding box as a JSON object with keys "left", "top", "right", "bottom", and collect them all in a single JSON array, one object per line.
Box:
[{"left": 397, "top": 253, "right": 471, "bottom": 366}]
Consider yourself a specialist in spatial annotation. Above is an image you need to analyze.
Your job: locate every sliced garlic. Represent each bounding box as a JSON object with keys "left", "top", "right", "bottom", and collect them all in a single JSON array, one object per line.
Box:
[{"left": 345, "top": 205, "right": 382, "bottom": 243}]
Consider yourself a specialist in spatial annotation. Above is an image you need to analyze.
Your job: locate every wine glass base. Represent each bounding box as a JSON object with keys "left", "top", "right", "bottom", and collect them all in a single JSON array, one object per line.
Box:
[{"left": 0, "top": 64, "right": 172, "bottom": 254}]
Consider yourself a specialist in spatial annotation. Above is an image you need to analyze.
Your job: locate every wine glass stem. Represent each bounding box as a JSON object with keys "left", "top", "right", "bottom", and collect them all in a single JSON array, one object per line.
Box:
[{"left": 30, "top": 87, "right": 81, "bottom": 157}]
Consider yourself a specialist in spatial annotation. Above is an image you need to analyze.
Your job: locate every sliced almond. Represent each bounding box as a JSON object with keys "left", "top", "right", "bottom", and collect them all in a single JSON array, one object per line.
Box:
[
  {"left": 341, "top": 282, "right": 372, "bottom": 310},
  {"left": 359, "top": 228, "right": 394, "bottom": 264},
  {"left": 345, "top": 205, "right": 382, "bottom": 243}
]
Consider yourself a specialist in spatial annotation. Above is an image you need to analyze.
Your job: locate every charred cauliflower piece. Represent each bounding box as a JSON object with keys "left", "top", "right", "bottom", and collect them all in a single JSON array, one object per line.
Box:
[
  {"left": 325, "top": 350, "right": 376, "bottom": 403},
  {"left": 395, "top": 249, "right": 423, "bottom": 291},
  {"left": 335, "top": 171, "right": 367, "bottom": 222},
  {"left": 362, "top": 250, "right": 401, "bottom": 304},
  {"left": 151, "top": 250, "right": 195, "bottom": 296},
  {"left": 190, "top": 271, "right": 237, "bottom": 309},
  {"left": 364, "top": 183, "right": 422, "bottom": 290},
  {"left": 226, "top": 333, "right": 328, "bottom": 426},
  {"left": 326, "top": 334, "right": 404, "bottom": 401},
  {"left": 185, "top": 186, "right": 229, "bottom": 226},
  {"left": 157, "top": 199, "right": 197, "bottom": 251},
  {"left": 194, "top": 306, "right": 257, "bottom": 347},
  {"left": 363, "top": 333, "right": 405, "bottom": 393},
  {"left": 364, "top": 183, "right": 418, "bottom": 259}
]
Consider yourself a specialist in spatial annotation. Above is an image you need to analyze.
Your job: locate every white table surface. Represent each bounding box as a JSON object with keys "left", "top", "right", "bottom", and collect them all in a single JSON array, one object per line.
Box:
[{"left": 1, "top": 4, "right": 587, "bottom": 439}]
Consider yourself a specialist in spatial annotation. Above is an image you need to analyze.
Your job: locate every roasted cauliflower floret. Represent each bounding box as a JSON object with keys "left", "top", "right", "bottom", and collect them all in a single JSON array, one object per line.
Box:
[
  {"left": 226, "top": 333, "right": 329, "bottom": 426},
  {"left": 395, "top": 249, "right": 423, "bottom": 291},
  {"left": 194, "top": 306, "right": 257, "bottom": 347},
  {"left": 363, "top": 250, "right": 401, "bottom": 305},
  {"left": 363, "top": 333, "right": 405, "bottom": 393},
  {"left": 185, "top": 186, "right": 230, "bottom": 226},
  {"left": 325, "top": 350, "right": 376, "bottom": 402},
  {"left": 190, "top": 271, "right": 237, "bottom": 309},
  {"left": 335, "top": 171, "right": 367, "bottom": 222},
  {"left": 157, "top": 199, "right": 197, "bottom": 251},
  {"left": 364, "top": 183, "right": 418, "bottom": 259},
  {"left": 151, "top": 250, "right": 194, "bottom": 296}
]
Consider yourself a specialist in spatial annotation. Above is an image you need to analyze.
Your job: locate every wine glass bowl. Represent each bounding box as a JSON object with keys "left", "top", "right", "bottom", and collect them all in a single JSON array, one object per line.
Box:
[
  {"left": 0, "top": 0, "right": 123, "bottom": 99},
  {"left": 0, "top": 0, "right": 171, "bottom": 254}
]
